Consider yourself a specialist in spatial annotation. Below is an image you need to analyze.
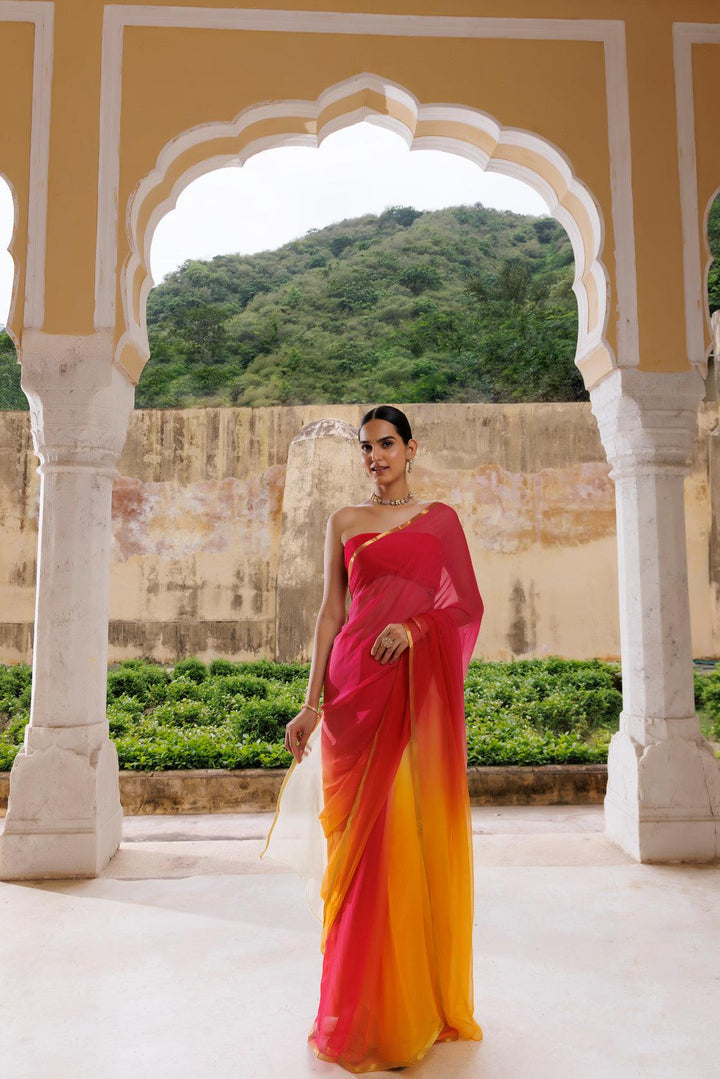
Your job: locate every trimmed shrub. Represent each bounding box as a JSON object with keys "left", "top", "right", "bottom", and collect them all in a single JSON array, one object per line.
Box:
[
  {"left": 165, "top": 676, "right": 205, "bottom": 703},
  {"left": 114, "top": 727, "right": 292, "bottom": 771},
  {"left": 0, "top": 741, "right": 20, "bottom": 770},
  {"left": 209, "top": 658, "right": 241, "bottom": 677},
  {"left": 700, "top": 678, "right": 720, "bottom": 738},
  {"left": 171, "top": 657, "right": 208, "bottom": 683},
  {"left": 107, "top": 660, "right": 169, "bottom": 704},
  {"left": 106, "top": 695, "right": 145, "bottom": 736},
  {"left": 0, "top": 664, "right": 32, "bottom": 697},
  {"left": 3, "top": 712, "right": 29, "bottom": 743},
  {"left": 152, "top": 700, "right": 214, "bottom": 727},
  {"left": 211, "top": 674, "right": 268, "bottom": 700},
  {"left": 230, "top": 698, "right": 299, "bottom": 743},
  {"left": 234, "top": 659, "right": 309, "bottom": 683}
]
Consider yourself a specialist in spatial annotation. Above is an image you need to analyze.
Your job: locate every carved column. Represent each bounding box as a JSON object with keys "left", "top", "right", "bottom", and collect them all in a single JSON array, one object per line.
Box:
[
  {"left": 0, "top": 333, "right": 134, "bottom": 879},
  {"left": 590, "top": 367, "right": 720, "bottom": 862}
]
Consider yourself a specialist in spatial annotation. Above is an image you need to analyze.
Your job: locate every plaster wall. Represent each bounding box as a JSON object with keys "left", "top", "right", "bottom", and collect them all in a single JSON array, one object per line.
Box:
[{"left": 0, "top": 401, "right": 716, "bottom": 665}]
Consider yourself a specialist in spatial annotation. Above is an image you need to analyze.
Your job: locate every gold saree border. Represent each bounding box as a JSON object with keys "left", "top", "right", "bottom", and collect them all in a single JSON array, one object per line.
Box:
[
  {"left": 346, "top": 501, "right": 439, "bottom": 578},
  {"left": 402, "top": 620, "right": 446, "bottom": 1022},
  {"left": 258, "top": 713, "right": 322, "bottom": 861}
]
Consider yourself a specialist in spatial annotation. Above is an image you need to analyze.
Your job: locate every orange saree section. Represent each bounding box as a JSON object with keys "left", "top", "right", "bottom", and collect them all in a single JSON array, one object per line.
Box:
[{"left": 308, "top": 502, "right": 484, "bottom": 1072}]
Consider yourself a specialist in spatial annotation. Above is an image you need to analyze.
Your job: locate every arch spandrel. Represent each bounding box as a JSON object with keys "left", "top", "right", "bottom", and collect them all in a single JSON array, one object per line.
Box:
[
  {"left": 1, "top": 174, "right": 21, "bottom": 353},
  {"left": 0, "top": 19, "right": 37, "bottom": 347},
  {"left": 688, "top": 43, "right": 720, "bottom": 360},
  {"left": 115, "top": 74, "right": 616, "bottom": 390}
]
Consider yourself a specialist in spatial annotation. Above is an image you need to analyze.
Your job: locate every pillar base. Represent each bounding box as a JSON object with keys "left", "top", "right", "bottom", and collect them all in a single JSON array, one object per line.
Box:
[
  {"left": 0, "top": 730, "right": 123, "bottom": 880},
  {"left": 604, "top": 726, "right": 720, "bottom": 863}
]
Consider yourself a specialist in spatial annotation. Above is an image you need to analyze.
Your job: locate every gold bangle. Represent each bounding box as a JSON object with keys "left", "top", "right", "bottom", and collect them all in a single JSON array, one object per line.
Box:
[{"left": 303, "top": 702, "right": 321, "bottom": 717}]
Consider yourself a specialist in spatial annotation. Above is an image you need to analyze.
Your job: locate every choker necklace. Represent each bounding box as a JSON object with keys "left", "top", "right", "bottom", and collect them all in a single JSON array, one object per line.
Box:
[{"left": 370, "top": 491, "right": 416, "bottom": 506}]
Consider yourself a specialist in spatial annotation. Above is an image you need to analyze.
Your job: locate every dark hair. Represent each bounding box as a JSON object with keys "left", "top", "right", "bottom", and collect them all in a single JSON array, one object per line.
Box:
[{"left": 358, "top": 405, "right": 413, "bottom": 445}]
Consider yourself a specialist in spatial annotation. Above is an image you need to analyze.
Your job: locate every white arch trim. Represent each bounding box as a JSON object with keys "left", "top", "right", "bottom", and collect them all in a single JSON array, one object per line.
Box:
[
  {"left": 97, "top": 7, "right": 638, "bottom": 372},
  {"left": 0, "top": 172, "right": 20, "bottom": 348},
  {"left": 118, "top": 73, "right": 614, "bottom": 388},
  {"left": 674, "top": 22, "right": 720, "bottom": 372}
]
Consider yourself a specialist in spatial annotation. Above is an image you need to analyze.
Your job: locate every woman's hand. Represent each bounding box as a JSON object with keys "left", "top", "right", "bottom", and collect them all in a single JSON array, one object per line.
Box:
[
  {"left": 370, "top": 622, "right": 409, "bottom": 665},
  {"left": 285, "top": 706, "right": 320, "bottom": 763}
]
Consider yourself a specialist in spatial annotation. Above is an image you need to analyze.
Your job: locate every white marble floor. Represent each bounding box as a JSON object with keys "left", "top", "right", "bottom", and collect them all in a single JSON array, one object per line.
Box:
[{"left": 1, "top": 806, "right": 719, "bottom": 1079}]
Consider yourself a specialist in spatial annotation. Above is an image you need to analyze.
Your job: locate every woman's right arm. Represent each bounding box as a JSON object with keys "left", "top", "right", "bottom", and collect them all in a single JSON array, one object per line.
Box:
[{"left": 284, "top": 510, "right": 349, "bottom": 762}]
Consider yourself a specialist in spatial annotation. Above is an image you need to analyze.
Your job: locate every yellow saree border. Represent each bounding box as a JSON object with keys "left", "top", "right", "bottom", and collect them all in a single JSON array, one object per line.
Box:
[{"left": 346, "top": 501, "right": 439, "bottom": 578}]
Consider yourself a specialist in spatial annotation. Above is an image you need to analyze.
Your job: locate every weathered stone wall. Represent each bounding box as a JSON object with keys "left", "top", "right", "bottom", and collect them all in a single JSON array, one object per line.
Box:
[{"left": 0, "top": 401, "right": 716, "bottom": 664}]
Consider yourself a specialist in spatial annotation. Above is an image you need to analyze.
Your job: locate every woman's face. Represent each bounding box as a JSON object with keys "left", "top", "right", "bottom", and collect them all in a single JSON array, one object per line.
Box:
[{"left": 358, "top": 419, "right": 412, "bottom": 483}]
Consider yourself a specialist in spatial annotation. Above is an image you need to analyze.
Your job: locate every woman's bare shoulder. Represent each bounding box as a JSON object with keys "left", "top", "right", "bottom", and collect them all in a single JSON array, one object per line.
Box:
[{"left": 327, "top": 503, "right": 373, "bottom": 534}]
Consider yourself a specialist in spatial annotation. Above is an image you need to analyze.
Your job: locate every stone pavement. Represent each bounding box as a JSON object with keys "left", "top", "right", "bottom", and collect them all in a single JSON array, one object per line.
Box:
[{"left": 1, "top": 806, "right": 719, "bottom": 1079}]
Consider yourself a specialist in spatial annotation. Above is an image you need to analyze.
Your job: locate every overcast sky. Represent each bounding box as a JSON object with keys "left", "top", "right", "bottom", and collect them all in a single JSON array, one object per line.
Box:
[{"left": 0, "top": 122, "right": 546, "bottom": 325}]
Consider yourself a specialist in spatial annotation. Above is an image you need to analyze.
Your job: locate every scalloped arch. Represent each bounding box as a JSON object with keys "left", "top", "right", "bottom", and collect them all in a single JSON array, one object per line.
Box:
[
  {"left": 117, "top": 73, "right": 615, "bottom": 388},
  {"left": 702, "top": 185, "right": 720, "bottom": 339},
  {"left": 1, "top": 172, "right": 20, "bottom": 351}
]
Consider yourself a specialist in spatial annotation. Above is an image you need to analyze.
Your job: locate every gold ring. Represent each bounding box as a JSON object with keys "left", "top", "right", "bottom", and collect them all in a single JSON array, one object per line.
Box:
[{"left": 381, "top": 635, "right": 393, "bottom": 648}]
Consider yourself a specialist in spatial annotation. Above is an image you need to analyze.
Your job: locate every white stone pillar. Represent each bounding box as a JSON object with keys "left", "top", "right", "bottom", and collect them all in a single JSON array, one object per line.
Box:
[
  {"left": 0, "top": 333, "right": 134, "bottom": 879},
  {"left": 590, "top": 367, "right": 720, "bottom": 862}
]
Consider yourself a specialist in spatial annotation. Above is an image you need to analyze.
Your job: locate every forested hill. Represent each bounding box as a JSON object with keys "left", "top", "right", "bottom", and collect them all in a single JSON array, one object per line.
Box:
[
  {"left": 140, "top": 203, "right": 584, "bottom": 408},
  {"left": 2, "top": 200, "right": 720, "bottom": 411}
]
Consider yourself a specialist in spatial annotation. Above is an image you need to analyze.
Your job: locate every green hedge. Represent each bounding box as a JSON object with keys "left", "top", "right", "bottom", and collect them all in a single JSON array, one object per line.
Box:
[
  {"left": 1, "top": 656, "right": 719, "bottom": 772},
  {"left": 463, "top": 657, "right": 622, "bottom": 765}
]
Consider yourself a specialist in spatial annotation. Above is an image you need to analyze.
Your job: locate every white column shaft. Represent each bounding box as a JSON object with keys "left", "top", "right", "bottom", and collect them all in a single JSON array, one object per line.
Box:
[
  {"left": 615, "top": 471, "right": 696, "bottom": 735},
  {"left": 31, "top": 467, "right": 114, "bottom": 731},
  {"left": 590, "top": 367, "right": 720, "bottom": 863}
]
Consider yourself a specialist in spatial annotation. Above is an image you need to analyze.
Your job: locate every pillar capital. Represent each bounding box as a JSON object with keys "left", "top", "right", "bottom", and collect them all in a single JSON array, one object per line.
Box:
[
  {"left": 19, "top": 331, "right": 134, "bottom": 473},
  {"left": 589, "top": 367, "right": 705, "bottom": 479}
]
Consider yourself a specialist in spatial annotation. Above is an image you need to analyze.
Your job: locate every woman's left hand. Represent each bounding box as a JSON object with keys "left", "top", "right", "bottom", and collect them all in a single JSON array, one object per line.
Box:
[{"left": 370, "top": 623, "right": 409, "bottom": 665}]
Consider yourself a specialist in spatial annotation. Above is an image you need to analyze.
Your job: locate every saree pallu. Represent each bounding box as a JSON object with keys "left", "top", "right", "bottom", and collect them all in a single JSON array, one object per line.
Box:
[{"left": 260, "top": 501, "right": 484, "bottom": 1073}]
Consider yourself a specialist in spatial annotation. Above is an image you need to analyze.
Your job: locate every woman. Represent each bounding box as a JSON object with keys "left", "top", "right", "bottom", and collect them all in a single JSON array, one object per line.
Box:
[{"left": 260, "top": 405, "right": 484, "bottom": 1073}]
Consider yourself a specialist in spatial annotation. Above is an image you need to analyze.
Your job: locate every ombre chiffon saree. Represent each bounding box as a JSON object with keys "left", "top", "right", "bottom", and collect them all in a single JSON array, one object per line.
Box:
[{"left": 260, "top": 501, "right": 484, "bottom": 1073}]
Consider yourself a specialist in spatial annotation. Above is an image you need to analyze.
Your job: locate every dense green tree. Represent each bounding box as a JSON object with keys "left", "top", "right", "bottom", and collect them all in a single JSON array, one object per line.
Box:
[
  {"left": 398, "top": 262, "right": 443, "bottom": 295},
  {"left": 0, "top": 331, "right": 27, "bottom": 410},
  {"left": 176, "top": 301, "right": 235, "bottom": 364},
  {"left": 380, "top": 205, "right": 423, "bottom": 228}
]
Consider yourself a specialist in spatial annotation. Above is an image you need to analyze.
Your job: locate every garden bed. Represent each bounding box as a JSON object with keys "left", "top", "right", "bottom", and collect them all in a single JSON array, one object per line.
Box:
[{"left": 1, "top": 656, "right": 717, "bottom": 814}]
